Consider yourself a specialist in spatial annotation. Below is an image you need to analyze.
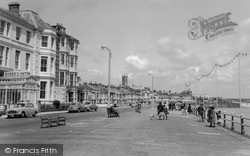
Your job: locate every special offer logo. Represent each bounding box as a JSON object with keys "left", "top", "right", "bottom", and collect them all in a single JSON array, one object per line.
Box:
[
  {"left": 188, "top": 12, "right": 237, "bottom": 41},
  {"left": 5, "top": 148, "right": 11, "bottom": 153}
]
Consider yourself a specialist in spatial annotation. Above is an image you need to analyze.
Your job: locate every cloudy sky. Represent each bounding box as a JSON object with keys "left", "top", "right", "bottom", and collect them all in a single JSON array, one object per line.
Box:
[{"left": 1, "top": 0, "right": 250, "bottom": 98}]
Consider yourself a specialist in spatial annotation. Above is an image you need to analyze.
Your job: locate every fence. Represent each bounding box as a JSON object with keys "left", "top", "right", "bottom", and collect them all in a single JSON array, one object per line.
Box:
[
  {"left": 222, "top": 112, "right": 250, "bottom": 136},
  {"left": 192, "top": 108, "right": 250, "bottom": 137}
]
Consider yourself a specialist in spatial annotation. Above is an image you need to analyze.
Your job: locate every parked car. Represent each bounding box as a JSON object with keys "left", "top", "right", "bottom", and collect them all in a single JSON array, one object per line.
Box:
[
  {"left": 67, "top": 102, "right": 85, "bottom": 113},
  {"left": 0, "top": 104, "right": 7, "bottom": 117},
  {"left": 84, "top": 102, "right": 98, "bottom": 111},
  {"left": 6, "top": 102, "right": 38, "bottom": 118}
]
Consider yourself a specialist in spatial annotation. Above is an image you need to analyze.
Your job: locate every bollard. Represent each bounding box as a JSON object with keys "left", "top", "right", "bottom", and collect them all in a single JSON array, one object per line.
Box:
[
  {"left": 223, "top": 112, "right": 226, "bottom": 127},
  {"left": 240, "top": 114, "right": 245, "bottom": 135},
  {"left": 231, "top": 115, "right": 234, "bottom": 131}
]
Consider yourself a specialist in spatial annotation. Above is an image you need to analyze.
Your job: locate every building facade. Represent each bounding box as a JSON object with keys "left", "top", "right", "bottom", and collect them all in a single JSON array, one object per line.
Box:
[
  {"left": 0, "top": 2, "right": 80, "bottom": 107},
  {"left": 0, "top": 3, "right": 40, "bottom": 106},
  {"left": 52, "top": 24, "right": 80, "bottom": 103}
]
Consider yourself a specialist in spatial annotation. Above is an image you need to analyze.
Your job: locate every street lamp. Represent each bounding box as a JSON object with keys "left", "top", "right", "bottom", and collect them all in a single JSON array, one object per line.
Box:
[
  {"left": 101, "top": 46, "right": 112, "bottom": 108},
  {"left": 148, "top": 74, "right": 154, "bottom": 91},
  {"left": 148, "top": 74, "right": 154, "bottom": 106}
]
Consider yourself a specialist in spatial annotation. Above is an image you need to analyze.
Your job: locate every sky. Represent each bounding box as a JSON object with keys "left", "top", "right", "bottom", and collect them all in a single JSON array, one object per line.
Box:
[{"left": 1, "top": 0, "right": 250, "bottom": 98}]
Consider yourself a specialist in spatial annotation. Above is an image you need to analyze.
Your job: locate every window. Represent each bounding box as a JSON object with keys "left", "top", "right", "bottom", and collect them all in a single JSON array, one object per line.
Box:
[
  {"left": 41, "top": 36, "right": 48, "bottom": 47},
  {"left": 15, "top": 50, "right": 20, "bottom": 69},
  {"left": 0, "top": 46, "right": 4, "bottom": 65},
  {"left": 61, "top": 37, "right": 65, "bottom": 47},
  {"left": 51, "top": 58, "right": 54, "bottom": 72},
  {"left": 6, "top": 23, "right": 10, "bottom": 36},
  {"left": 41, "top": 57, "right": 47, "bottom": 72},
  {"left": 66, "top": 56, "right": 68, "bottom": 66},
  {"left": 16, "top": 27, "right": 21, "bottom": 41},
  {"left": 5, "top": 47, "right": 9, "bottom": 66},
  {"left": 25, "top": 53, "right": 30, "bottom": 70},
  {"left": 75, "top": 57, "right": 77, "bottom": 68},
  {"left": 40, "top": 81, "right": 46, "bottom": 99},
  {"left": 50, "top": 82, "right": 53, "bottom": 99},
  {"left": 0, "top": 20, "right": 6, "bottom": 35},
  {"left": 70, "top": 57, "right": 74, "bottom": 67},
  {"left": 75, "top": 43, "right": 78, "bottom": 51},
  {"left": 51, "top": 37, "right": 55, "bottom": 49},
  {"left": 26, "top": 31, "right": 31, "bottom": 44},
  {"left": 61, "top": 53, "right": 65, "bottom": 65},
  {"left": 70, "top": 40, "right": 74, "bottom": 50},
  {"left": 70, "top": 74, "right": 74, "bottom": 86},
  {"left": 59, "top": 72, "right": 64, "bottom": 86}
]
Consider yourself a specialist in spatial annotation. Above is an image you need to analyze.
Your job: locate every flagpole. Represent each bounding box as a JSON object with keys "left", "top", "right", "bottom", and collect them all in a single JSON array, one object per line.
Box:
[
  {"left": 238, "top": 52, "right": 242, "bottom": 115},
  {"left": 215, "top": 65, "right": 218, "bottom": 109}
]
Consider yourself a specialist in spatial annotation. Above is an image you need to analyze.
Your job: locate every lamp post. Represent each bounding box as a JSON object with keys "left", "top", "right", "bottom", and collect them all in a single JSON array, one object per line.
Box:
[
  {"left": 148, "top": 74, "right": 154, "bottom": 91},
  {"left": 101, "top": 46, "right": 112, "bottom": 108},
  {"left": 148, "top": 74, "right": 154, "bottom": 106}
]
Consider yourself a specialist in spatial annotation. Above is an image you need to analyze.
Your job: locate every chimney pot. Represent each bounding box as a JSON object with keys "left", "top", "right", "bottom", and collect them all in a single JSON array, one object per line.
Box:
[{"left": 8, "top": 2, "right": 20, "bottom": 16}]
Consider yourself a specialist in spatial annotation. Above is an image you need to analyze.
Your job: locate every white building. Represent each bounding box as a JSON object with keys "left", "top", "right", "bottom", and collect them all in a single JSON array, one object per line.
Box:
[{"left": 0, "top": 2, "right": 80, "bottom": 107}]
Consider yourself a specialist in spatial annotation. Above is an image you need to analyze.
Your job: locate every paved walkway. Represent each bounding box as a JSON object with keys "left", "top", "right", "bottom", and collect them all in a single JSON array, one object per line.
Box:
[
  {"left": 62, "top": 107, "right": 250, "bottom": 156},
  {"left": 1, "top": 107, "right": 250, "bottom": 156}
]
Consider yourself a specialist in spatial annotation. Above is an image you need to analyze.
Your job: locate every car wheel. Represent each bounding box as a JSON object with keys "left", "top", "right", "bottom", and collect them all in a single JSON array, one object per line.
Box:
[
  {"left": 21, "top": 112, "right": 26, "bottom": 118},
  {"left": 32, "top": 112, "right": 37, "bottom": 117},
  {"left": 7, "top": 115, "right": 11, "bottom": 118}
]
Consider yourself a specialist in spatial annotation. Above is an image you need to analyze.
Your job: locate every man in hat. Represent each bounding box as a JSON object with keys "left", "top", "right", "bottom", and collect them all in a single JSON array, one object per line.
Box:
[{"left": 197, "top": 103, "right": 205, "bottom": 122}]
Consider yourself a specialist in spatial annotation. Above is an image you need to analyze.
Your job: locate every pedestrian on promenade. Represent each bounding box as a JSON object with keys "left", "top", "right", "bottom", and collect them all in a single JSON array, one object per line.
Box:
[
  {"left": 216, "top": 110, "right": 222, "bottom": 125},
  {"left": 187, "top": 104, "right": 192, "bottom": 114},
  {"left": 163, "top": 105, "right": 169, "bottom": 120},
  {"left": 197, "top": 103, "right": 205, "bottom": 122},
  {"left": 157, "top": 102, "right": 165, "bottom": 119},
  {"left": 181, "top": 103, "right": 187, "bottom": 115},
  {"left": 207, "top": 105, "right": 216, "bottom": 127}
]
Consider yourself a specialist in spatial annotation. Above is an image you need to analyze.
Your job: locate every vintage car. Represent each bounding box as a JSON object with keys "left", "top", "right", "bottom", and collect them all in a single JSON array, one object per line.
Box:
[
  {"left": 6, "top": 102, "right": 38, "bottom": 118},
  {"left": 84, "top": 102, "right": 98, "bottom": 112},
  {"left": 67, "top": 102, "right": 85, "bottom": 113}
]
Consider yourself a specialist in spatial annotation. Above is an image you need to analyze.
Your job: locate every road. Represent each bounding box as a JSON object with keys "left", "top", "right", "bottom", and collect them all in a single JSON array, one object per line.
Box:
[{"left": 0, "top": 106, "right": 250, "bottom": 156}]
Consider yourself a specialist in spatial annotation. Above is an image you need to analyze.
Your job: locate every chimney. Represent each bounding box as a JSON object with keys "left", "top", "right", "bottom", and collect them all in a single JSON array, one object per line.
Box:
[{"left": 8, "top": 2, "right": 20, "bottom": 16}]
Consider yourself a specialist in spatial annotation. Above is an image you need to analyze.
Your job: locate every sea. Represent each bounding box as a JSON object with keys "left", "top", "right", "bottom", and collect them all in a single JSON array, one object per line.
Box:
[{"left": 218, "top": 104, "right": 250, "bottom": 136}]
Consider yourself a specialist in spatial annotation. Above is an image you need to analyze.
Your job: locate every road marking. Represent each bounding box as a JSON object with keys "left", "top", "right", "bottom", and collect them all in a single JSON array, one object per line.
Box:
[{"left": 198, "top": 132, "right": 221, "bottom": 136}]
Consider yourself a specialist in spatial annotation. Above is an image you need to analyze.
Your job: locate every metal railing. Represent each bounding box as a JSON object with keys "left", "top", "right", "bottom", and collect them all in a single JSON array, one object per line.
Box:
[
  {"left": 192, "top": 108, "right": 250, "bottom": 137},
  {"left": 222, "top": 112, "right": 250, "bottom": 136}
]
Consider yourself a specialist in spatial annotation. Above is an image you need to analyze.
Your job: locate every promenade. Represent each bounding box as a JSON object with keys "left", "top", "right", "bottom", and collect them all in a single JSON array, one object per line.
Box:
[
  {"left": 64, "top": 107, "right": 250, "bottom": 156},
  {"left": 1, "top": 106, "right": 250, "bottom": 156}
]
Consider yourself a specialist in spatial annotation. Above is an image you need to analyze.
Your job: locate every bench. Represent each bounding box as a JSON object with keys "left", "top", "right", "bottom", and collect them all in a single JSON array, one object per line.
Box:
[
  {"left": 107, "top": 107, "right": 119, "bottom": 117},
  {"left": 58, "top": 116, "right": 66, "bottom": 125},
  {"left": 40, "top": 116, "right": 66, "bottom": 128}
]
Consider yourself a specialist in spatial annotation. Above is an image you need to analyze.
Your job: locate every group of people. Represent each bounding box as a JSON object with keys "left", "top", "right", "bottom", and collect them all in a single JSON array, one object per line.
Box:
[
  {"left": 197, "top": 103, "right": 222, "bottom": 127},
  {"left": 157, "top": 102, "right": 169, "bottom": 120}
]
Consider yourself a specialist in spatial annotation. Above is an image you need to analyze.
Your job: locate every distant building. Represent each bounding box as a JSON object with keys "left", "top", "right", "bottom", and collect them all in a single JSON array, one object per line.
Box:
[{"left": 122, "top": 75, "right": 128, "bottom": 87}]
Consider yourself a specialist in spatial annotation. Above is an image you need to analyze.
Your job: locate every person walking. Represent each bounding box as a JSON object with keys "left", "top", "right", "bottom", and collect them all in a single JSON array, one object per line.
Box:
[
  {"left": 197, "top": 103, "right": 205, "bottom": 122},
  {"left": 181, "top": 103, "right": 187, "bottom": 115},
  {"left": 187, "top": 104, "right": 192, "bottom": 114},
  {"left": 157, "top": 102, "right": 165, "bottom": 119},
  {"left": 209, "top": 105, "right": 216, "bottom": 127}
]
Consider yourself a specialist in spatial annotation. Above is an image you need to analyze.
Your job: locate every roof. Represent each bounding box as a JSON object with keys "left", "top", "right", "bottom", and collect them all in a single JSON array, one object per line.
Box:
[
  {"left": 0, "top": 7, "right": 35, "bottom": 30},
  {"left": 78, "top": 83, "right": 98, "bottom": 92},
  {"left": 19, "top": 10, "right": 56, "bottom": 32}
]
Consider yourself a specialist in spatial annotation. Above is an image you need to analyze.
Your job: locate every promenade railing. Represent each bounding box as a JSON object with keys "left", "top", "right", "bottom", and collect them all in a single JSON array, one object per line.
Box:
[
  {"left": 222, "top": 112, "right": 250, "bottom": 136},
  {"left": 191, "top": 108, "right": 250, "bottom": 137}
]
